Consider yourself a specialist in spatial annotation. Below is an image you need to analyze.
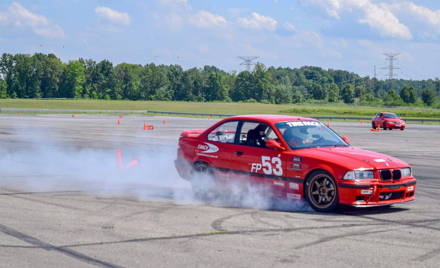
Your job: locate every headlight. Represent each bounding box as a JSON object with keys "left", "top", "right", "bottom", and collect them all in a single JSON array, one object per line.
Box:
[
  {"left": 401, "top": 168, "right": 412, "bottom": 177},
  {"left": 343, "top": 170, "right": 375, "bottom": 180}
]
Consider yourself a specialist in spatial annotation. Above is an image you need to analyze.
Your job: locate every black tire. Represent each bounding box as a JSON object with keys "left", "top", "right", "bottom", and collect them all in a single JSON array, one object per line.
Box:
[
  {"left": 190, "top": 162, "right": 218, "bottom": 201},
  {"left": 372, "top": 122, "right": 376, "bottom": 129},
  {"left": 383, "top": 123, "right": 387, "bottom": 130},
  {"left": 305, "top": 171, "right": 339, "bottom": 212}
]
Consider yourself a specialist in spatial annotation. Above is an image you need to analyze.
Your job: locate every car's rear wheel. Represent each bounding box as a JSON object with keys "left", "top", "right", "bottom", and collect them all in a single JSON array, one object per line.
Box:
[
  {"left": 190, "top": 162, "right": 218, "bottom": 201},
  {"left": 305, "top": 171, "right": 338, "bottom": 212},
  {"left": 372, "top": 122, "right": 376, "bottom": 129}
]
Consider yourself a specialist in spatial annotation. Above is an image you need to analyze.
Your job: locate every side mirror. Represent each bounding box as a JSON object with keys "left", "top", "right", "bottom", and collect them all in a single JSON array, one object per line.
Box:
[
  {"left": 341, "top": 136, "right": 350, "bottom": 144},
  {"left": 266, "top": 140, "right": 286, "bottom": 151}
]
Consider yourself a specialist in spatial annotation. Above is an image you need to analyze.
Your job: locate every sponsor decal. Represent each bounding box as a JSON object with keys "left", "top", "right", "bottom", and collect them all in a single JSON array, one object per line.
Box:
[
  {"left": 287, "top": 193, "right": 301, "bottom": 200},
  {"left": 286, "top": 121, "right": 321, "bottom": 127},
  {"left": 273, "top": 181, "right": 284, "bottom": 186},
  {"left": 197, "top": 142, "right": 219, "bottom": 153},
  {"left": 196, "top": 153, "right": 218, "bottom": 158},
  {"left": 361, "top": 189, "right": 373, "bottom": 195},
  {"left": 289, "top": 182, "right": 299, "bottom": 190},
  {"left": 291, "top": 163, "right": 301, "bottom": 170},
  {"left": 374, "top": 159, "right": 386, "bottom": 162},
  {"left": 293, "top": 156, "right": 301, "bottom": 162}
]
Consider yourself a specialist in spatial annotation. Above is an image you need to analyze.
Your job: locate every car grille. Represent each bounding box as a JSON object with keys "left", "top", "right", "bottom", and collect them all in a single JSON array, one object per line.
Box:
[
  {"left": 380, "top": 169, "right": 401, "bottom": 181},
  {"left": 379, "top": 191, "right": 404, "bottom": 201}
]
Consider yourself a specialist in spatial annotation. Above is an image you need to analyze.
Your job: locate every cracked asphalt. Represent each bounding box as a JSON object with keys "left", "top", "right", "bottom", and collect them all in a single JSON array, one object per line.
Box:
[{"left": 0, "top": 114, "right": 439, "bottom": 268}]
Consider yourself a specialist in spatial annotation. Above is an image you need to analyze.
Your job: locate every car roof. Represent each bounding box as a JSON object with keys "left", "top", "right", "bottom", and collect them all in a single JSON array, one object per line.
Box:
[{"left": 226, "top": 114, "right": 317, "bottom": 124}]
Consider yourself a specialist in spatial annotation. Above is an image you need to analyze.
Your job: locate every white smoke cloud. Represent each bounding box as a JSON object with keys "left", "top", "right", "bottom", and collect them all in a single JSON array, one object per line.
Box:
[{"left": 0, "top": 124, "right": 308, "bottom": 212}]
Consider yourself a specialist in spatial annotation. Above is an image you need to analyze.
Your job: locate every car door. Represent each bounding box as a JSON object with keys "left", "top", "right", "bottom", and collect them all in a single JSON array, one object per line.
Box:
[
  {"left": 203, "top": 120, "right": 240, "bottom": 173},
  {"left": 231, "top": 121, "right": 290, "bottom": 199}
]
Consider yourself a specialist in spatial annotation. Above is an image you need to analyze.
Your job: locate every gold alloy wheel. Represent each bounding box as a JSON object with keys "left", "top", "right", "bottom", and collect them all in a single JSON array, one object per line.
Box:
[{"left": 306, "top": 172, "right": 338, "bottom": 211}]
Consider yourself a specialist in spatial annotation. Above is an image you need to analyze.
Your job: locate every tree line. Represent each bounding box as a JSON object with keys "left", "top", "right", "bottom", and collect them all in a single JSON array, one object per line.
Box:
[{"left": 0, "top": 53, "right": 439, "bottom": 107}]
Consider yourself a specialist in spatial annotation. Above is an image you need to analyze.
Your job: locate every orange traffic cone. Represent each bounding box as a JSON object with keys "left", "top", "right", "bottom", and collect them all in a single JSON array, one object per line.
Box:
[{"left": 116, "top": 149, "right": 123, "bottom": 168}]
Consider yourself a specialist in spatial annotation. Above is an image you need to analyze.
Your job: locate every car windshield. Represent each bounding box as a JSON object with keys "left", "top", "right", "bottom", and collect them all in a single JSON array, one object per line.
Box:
[
  {"left": 384, "top": 113, "right": 399, "bottom": 119},
  {"left": 276, "top": 121, "right": 348, "bottom": 150}
]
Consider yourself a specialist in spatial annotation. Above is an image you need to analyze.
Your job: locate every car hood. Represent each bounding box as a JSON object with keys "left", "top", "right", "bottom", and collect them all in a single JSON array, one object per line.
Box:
[{"left": 295, "top": 146, "right": 408, "bottom": 170}]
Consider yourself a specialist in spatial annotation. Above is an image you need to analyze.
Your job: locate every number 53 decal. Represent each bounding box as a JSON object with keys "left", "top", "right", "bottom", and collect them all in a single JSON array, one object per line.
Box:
[{"left": 261, "top": 156, "right": 283, "bottom": 176}]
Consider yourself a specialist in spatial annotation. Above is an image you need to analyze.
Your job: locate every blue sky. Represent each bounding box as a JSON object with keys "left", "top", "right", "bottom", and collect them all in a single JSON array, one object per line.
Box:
[{"left": 1, "top": 0, "right": 439, "bottom": 80}]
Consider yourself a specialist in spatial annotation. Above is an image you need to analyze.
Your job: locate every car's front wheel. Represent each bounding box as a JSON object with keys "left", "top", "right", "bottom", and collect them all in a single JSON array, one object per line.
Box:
[{"left": 305, "top": 171, "right": 339, "bottom": 212}]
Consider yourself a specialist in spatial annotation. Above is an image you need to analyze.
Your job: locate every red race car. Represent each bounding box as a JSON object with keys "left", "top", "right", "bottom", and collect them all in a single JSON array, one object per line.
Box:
[
  {"left": 372, "top": 112, "right": 406, "bottom": 130},
  {"left": 175, "top": 115, "right": 416, "bottom": 212}
]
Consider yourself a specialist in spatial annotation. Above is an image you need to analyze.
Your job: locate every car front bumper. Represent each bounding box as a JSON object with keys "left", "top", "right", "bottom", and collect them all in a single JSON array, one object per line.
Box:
[{"left": 338, "top": 179, "right": 416, "bottom": 206}]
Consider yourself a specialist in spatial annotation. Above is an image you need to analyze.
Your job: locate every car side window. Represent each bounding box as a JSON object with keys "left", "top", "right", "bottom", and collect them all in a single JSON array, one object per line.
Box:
[
  {"left": 207, "top": 121, "right": 238, "bottom": 143},
  {"left": 239, "top": 121, "right": 276, "bottom": 148}
]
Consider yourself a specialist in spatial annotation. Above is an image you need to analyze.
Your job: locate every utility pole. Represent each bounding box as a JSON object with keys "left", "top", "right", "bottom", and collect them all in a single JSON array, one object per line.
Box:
[{"left": 238, "top": 56, "right": 259, "bottom": 72}]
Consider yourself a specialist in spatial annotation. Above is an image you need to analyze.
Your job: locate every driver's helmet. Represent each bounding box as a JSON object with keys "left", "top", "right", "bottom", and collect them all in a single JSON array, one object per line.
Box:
[{"left": 284, "top": 126, "right": 309, "bottom": 145}]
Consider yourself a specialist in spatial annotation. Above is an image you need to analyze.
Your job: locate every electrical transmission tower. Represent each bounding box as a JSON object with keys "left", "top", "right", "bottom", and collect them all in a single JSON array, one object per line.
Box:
[
  {"left": 382, "top": 52, "right": 400, "bottom": 80},
  {"left": 238, "top": 56, "right": 259, "bottom": 71}
]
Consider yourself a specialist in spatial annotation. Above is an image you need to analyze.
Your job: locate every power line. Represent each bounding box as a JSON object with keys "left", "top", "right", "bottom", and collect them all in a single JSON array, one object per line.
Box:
[
  {"left": 238, "top": 56, "right": 259, "bottom": 72},
  {"left": 382, "top": 52, "right": 400, "bottom": 80}
]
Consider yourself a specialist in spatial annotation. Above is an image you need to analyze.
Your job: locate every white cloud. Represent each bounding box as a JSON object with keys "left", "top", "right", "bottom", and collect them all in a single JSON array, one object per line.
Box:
[
  {"left": 304, "top": 0, "right": 412, "bottom": 39},
  {"left": 388, "top": 2, "right": 440, "bottom": 28},
  {"left": 283, "top": 22, "right": 297, "bottom": 33},
  {"left": 0, "top": 2, "right": 64, "bottom": 38},
  {"left": 238, "top": 12, "right": 278, "bottom": 31},
  {"left": 158, "top": 0, "right": 188, "bottom": 4},
  {"left": 189, "top": 10, "right": 227, "bottom": 28},
  {"left": 95, "top": 6, "right": 131, "bottom": 26}
]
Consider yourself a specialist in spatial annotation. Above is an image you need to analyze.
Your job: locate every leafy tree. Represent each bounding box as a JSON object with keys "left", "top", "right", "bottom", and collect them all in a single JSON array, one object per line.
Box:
[
  {"left": 307, "top": 81, "right": 327, "bottom": 100},
  {"left": 421, "top": 88, "right": 436, "bottom": 106},
  {"left": 205, "top": 72, "right": 227, "bottom": 101},
  {"left": 354, "top": 85, "right": 366, "bottom": 98},
  {"left": 327, "top": 83, "right": 339, "bottom": 102},
  {"left": 139, "top": 64, "right": 170, "bottom": 100},
  {"left": 10, "top": 54, "right": 41, "bottom": 98},
  {"left": 273, "top": 85, "right": 292, "bottom": 104},
  {"left": 59, "top": 61, "right": 85, "bottom": 98},
  {"left": 340, "top": 84, "right": 355, "bottom": 103},
  {"left": 0, "top": 79, "right": 7, "bottom": 98},
  {"left": 34, "top": 53, "right": 63, "bottom": 98},
  {"left": 96, "top": 60, "right": 116, "bottom": 99},
  {"left": 167, "top": 65, "right": 188, "bottom": 101},
  {"left": 252, "top": 63, "right": 273, "bottom": 102},
  {"left": 230, "top": 71, "right": 254, "bottom": 101},
  {"left": 0, "top": 54, "right": 14, "bottom": 96},
  {"left": 114, "top": 63, "right": 141, "bottom": 100},
  {"left": 384, "top": 90, "right": 403, "bottom": 106},
  {"left": 400, "top": 85, "right": 417, "bottom": 104},
  {"left": 291, "top": 86, "right": 305, "bottom": 103}
]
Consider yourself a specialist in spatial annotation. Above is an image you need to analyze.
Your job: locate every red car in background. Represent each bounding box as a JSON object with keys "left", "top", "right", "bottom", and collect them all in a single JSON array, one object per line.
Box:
[
  {"left": 372, "top": 112, "right": 406, "bottom": 130},
  {"left": 175, "top": 115, "right": 416, "bottom": 212}
]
